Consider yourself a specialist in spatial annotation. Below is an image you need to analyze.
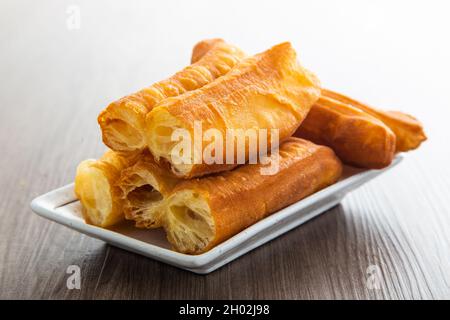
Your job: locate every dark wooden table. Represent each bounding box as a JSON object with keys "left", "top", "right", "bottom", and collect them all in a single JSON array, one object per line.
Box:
[{"left": 1, "top": 0, "right": 449, "bottom": 299}]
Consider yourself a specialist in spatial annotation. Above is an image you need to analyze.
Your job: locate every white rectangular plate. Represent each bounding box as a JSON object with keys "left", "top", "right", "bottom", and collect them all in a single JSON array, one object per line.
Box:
[{"left": 31, "top": 156, "right": 402, "bottom": 274}]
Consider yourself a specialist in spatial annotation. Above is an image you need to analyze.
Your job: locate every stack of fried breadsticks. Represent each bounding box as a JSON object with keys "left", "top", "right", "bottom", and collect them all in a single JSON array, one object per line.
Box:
[{"left": 75, "top": 39, "right": 426, "bottom": 254}]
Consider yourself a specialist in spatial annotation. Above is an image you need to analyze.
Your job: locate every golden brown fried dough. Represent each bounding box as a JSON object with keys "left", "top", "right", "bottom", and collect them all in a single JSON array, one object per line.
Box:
[
  {"left": 146, "top": 42, "right": 321, "bottom": 178},
  {"left": 294, "top": 96, "right": 396, "bottom": 169},
  {"left": 192, "top": 41, "right": 426, "bottom": 157},
  {"left": 322, "top": 89, "right": 427, "bottom": 152},
  {"left": 117, "top": 153, "right": 180, "bottom": 228},
  {"left": 190, "top": 38, "right": 225, "bottom": 64},
  {"left": 163, "top": 138, "right": 342, "bottom": 254},
  {"left": 74, "top": 150, "right": 140, "bottom": 227},
  {"left": 98, "top": 39, "right": 246, "bottom": 152}
]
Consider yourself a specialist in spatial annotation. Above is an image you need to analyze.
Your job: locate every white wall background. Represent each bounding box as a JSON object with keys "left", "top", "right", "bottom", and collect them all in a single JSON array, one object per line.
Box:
[{"left": 1, "top": 0, "right": 449, "bottom": 154}]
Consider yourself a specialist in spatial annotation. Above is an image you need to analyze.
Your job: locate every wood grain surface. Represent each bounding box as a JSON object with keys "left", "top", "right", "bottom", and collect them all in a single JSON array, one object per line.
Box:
[{"left": 0, "top": 0, "right": 449, "bottom": 299}]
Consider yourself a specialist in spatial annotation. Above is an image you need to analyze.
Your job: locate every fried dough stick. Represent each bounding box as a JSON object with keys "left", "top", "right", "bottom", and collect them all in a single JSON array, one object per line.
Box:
[
  {"left": 74, "top": 150, "right": 140, "bottom": 227},
  {"left": 192, "top": 43, "right": 426, "bottom": 168},
  {"left": 117, "top": 153, "right": 180, "bottom": 228},
  {"left": 146, "top": 42, "right": 321, "bottom": 178},
  {"left": 294, "top": 96, "right": 396, "bottom": 168},
  {"left": 98, "top": 39, "right": 245, "bottom": 152},
  {"left": 163, "top": 138, "right": 342, "bottom": 254},
  {"left": 321, "top": 89, "right": 426, "bottom": 152}
]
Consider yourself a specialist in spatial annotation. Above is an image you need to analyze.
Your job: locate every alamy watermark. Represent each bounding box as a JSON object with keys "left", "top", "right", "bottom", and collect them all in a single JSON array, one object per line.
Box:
[
  {"left": 66, "top": 265, "right": 81, "bottom": 290},
  {"left": 167, "top": 121, "right": 280, "bottom": 175},
  {"left": 365, "top": 264, "right": 383, "bottom": 290},
  {"left": 66, "top": 5, "right": 81, "bottom": 30}
]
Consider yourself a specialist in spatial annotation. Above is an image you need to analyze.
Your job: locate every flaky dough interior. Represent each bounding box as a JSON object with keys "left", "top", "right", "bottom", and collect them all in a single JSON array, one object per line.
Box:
[
  {"left": 75, "top": 160, "right": 113, "bottom": 226},
  {"left": 119, "top": 171, "right": 166, "bottom": 228},
  {"left": 146, "top": 107, "right": 194, "bottom": 176},
  {"left": 101, "top": 106, "right": 146, "bottom": 151},
  {"left": 165, "top": 190, "right": 214, "bottom": 254}
]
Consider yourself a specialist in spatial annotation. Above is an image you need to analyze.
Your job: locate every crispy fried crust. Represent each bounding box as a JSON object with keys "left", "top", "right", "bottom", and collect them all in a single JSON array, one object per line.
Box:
[
  {"left": 192, "top": 41, "right": 426, "bottom": 157},
  {"left": 295, "top": 96, "right": 396, "bottom": 168},
  {"left": 163, "top": 138, "right": 342, "bottom": 254},
  {"left": 146, "top": 42, "right": 321, "bottom": 178},
  {"left": 74, "top": 150, "right": 140, "bottom": 227},
  {"left": 322, "top": 89, "right": 427, "bottom": 152},
  {"left": 116, "top": 153, "right": 180, "bottom": 228},
  {"left": 98, "top": 40, "right": 246, "bottom": 152},
  {"left": 191, "top": 38, "right": 225, "bottom": 64}
]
